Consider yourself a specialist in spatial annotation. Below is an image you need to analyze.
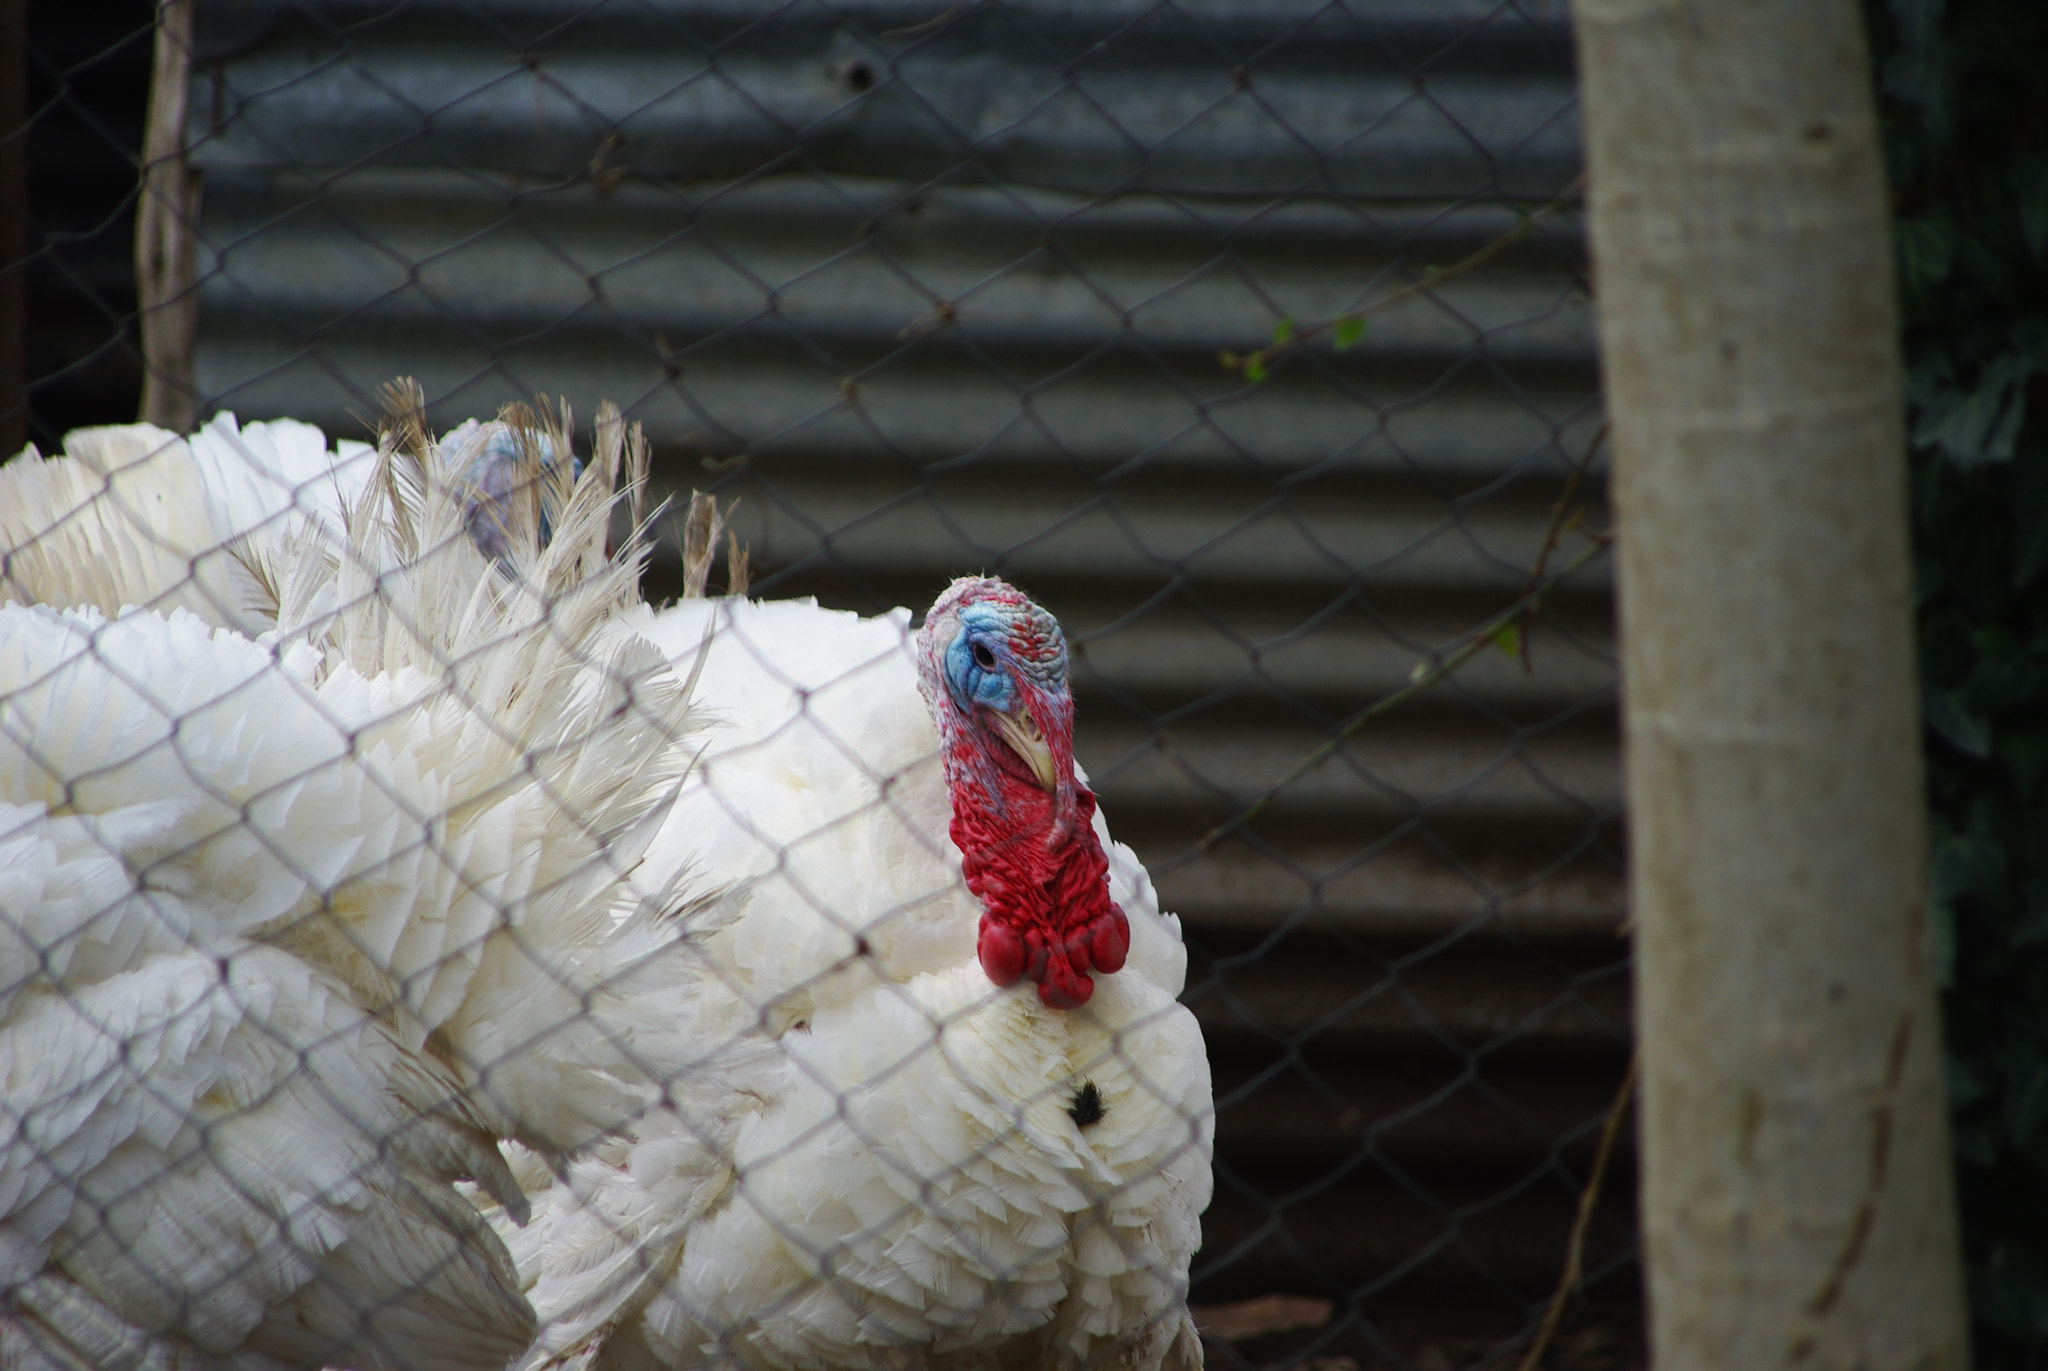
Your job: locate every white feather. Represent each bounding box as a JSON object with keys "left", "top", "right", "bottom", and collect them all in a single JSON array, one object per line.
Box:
[
  {"left": 0, "top": 416, "right": 375, "bottom": 632},
  {"left": 0, "top": 406, "right": 703, "bottom": 1371},
  {"left": 3, "top": 405, "right": 1212, "bottom": 1371}
]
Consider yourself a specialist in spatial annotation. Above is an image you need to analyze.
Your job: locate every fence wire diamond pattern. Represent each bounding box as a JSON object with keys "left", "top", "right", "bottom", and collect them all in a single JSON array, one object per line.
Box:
[{"left": 2, "top": 3, "right": 1632, "bottom": 1369}]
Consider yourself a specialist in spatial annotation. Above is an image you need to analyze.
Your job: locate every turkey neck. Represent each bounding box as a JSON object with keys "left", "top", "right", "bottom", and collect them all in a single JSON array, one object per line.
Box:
[{"left": 942, "top": 726, "right": 1130, "bottom": 1011}]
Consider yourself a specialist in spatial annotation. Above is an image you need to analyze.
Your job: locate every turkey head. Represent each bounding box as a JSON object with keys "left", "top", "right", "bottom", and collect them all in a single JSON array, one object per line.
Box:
[{"left": 915, "top": 576, "right": 1130, "bottom": 1009}]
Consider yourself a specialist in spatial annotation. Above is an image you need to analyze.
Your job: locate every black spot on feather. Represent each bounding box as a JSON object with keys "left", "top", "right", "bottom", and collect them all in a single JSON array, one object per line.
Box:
[{"left": 1068, "top": 1081, "right": 1104, "bottom": 1128}]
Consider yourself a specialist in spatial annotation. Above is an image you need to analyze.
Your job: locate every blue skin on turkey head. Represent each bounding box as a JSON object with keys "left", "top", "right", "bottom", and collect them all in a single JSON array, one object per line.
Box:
[{"left": 461, "top": 426, "right": 582, "bottom": 566}]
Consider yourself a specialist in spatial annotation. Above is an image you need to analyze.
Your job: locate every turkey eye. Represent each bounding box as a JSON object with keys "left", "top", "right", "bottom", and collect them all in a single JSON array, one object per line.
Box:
[{"left": 971, "top": 642, "right": 997, "bottom": 670}]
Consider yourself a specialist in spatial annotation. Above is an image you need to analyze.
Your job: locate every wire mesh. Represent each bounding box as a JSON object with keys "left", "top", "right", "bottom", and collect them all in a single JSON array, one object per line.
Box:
[{"left": 2, "top": 2, "right": 1633, "bottom": 1369}]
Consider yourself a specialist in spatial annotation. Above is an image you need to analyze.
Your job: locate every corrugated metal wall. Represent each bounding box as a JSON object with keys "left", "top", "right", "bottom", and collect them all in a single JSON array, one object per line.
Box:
[
  {"left": 16, "top": 1, "right": 156, "bottom": 450},
  {"left": 185, "top": 2, "right": 1631, "bottom": 1361}
]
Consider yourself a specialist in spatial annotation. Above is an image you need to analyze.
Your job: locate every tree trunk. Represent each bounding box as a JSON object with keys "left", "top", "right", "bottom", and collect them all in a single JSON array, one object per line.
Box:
[{"left": 1568, "top": 2, "right": 1970, "bottom": 1368}]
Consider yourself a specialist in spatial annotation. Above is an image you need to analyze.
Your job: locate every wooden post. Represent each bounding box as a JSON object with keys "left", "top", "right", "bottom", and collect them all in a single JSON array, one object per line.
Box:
[
  {"left": 1568, "top": 1, "right": 1971, "bottom": 1367},
  {"left": 136, "top": 0, "right": 198, "bottom": 432},
  {"left": 0, "top": 0, "right": 26, "bottom": 456}
]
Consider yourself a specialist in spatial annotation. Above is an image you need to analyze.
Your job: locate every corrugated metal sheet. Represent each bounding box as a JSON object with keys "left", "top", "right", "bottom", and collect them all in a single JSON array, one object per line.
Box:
[
  {"left": 19, "top": 1, "right": 156, "bottom": 449},
  {"left": 185, "top": 1, "right": 1630, "bottom": 1356}
]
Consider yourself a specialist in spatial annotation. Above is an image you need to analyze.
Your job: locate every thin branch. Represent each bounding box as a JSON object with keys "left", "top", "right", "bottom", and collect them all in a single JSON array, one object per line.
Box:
[
  {"left": 1516, "top": 1053, "right": 1639, "bottom": 1371},
  {"left": 1517, "top": 418, "right": 1611, "bottom": 672},
  {"left": 1195, "top": 533, "right": 1609, "bottom": 853},
  {"left": 881, "top": 1, "right": 971, "bottom": 37},
  {"left": 1221, "top": 173, "right": 1588, "bottom": 381},
  {"left": 1531, "top": 419, "right": 1610, "bottom": 591}
]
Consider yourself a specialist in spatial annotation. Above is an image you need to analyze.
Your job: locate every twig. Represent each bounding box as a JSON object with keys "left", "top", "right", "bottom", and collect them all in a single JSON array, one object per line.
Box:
[
  {"left": 1530, "top": 419, "right": 1609, "bottom": 591},
  {"left": 881, "top": 1, "right": 970, "bottom": 36},
  {"left": 1221, "top": 173, "right": 1587, "bottom": 381},
  {"left": 1194, "top": 534, "right": 1608, "bottom": 854},
  {"left": 1515, "top": 1053, "right": 1639, "bottom": 1371},
  {"left": 1515, "top": 418, "right": 1611, "bottom": 672}
]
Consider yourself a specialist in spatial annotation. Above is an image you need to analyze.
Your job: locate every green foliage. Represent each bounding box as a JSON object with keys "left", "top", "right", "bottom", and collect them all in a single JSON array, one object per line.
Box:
[
  {"left": 1869, "top": 0, "right": 2048, "bottom": 1361},
  {"left": 1333, "top": 317, "right": 1367, "bottom": 351},
  {"left": 1489, "top": 619, "right": 1522, "bottom": 660}
]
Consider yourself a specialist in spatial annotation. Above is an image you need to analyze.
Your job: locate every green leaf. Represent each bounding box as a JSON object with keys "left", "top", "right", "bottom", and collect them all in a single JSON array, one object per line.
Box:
[
  {"left": 1950, "top": 1050, "right": 1998, "bottom": 1109},
  {"left": 1961, "top": 232, "right": 2020, "bottom": 300},
  {"left": 1971, "top": 625, "right": 2048, "bottom": 713},
  {"left": 1931, "top": 823, "right": 2007, "bottom": 905},
  {"left": 2007, "top": 1043, "right": 2048, "bottom": 1147},
  {"left": 2015, "top": 452, "right": 2048, "bottom": 588},
  {"left": 1926, "top": 690, "right": 1993, "bottom": 757},
  {"left": 1912, "top": 351, "right": 2033, "bottom": 469},
  {"left": 2010, "top": 880, "right": 2048, "bottom": 950},
  {"left": 1972, "top": 1245, "right": 2048, "bottom": 1341},
  {"left": 1952, "top": 1113, "right": 2003, "bottom": 1170},
  {"left": 1271, "top": 317, "right": 1296, "bottom": 345},
  {"left": 1887, "top": 0, "right": 1943, "bottom": 63},
  {"left": 2007, "top": 909, "right": 2048, "bottom": 950},
  {"left": 1333, "top": 317, "right": 1366, "bottom": 351},
  {"left": 1488, "top": 621, "right": 1522, "bottom": 659},
  {"left": 2013, "top": 154, "right": 2048, "bottom": 257},
  {"left": 1243, "top": 355, "right": 1269, "bottom": 384},
  {"left": 1896, "top": 215, "right": 1961, "bottom": 300},
  {"left": 1880, "top": 0, "right": 1952, "bottom": 150},
  {"left": 1934, "top": 889, "right": 1959, "bottom": 988},
  {"left": 2019, "top": 517, "right": 2048, "bottom": 591},
  {"left": 1903, "top": 349, "right": 1954, "bottom": 409},
  {"left": 1998, "top": 731, "right": 2048, "bottom": 801},
  {"left": 2015, "top": 315, "right": 2048, "bottom": 368}
]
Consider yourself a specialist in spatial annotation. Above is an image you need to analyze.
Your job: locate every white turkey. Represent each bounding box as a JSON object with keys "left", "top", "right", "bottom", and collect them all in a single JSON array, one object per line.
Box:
[
  {"left": 497, "top": 578, "right": 1215, "bottom": 1371},
  {"left": 0, "top": 398, "right": 1217, "bottom": 1371},
  {"left": 0, "top": 394, "right": 700, "bottom": 1370}
]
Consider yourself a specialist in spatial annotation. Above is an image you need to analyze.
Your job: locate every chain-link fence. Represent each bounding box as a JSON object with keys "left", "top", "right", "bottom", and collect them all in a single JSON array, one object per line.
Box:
[{"left": 3, "top": 3, "right": 1632, "bottom": 1369}]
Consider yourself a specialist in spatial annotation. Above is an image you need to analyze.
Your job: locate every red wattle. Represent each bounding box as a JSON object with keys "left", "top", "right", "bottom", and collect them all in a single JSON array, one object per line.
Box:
[
  {"left": 1062, "top": 928, "right": 1093, "bottom": 975},
  {"left": 1091, "top": 904, "right": 1130, "bottom": 974},
  {"left": 978, "top": 915, "right": 1027, "bottom": 985},
  {"left": 946, "top": 702, "right": 1124, "bottom": 1012},
  {"left": 1038, "top": 959, "right": 1093, "bottom": 1009}
]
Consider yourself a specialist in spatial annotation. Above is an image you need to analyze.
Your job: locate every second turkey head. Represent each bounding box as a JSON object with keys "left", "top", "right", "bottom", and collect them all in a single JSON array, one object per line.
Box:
[
  {"left": 455, "top": 420, "right": 582, "bottom": 567},
  {"left": 916, "top": 576, "right": 1130, "bottom": 1010}
]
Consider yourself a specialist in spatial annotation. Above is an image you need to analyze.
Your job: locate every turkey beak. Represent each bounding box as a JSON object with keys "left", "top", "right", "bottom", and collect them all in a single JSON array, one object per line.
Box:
[{"left": 994, "top": 707, "right": 1058, "bottom": 793}]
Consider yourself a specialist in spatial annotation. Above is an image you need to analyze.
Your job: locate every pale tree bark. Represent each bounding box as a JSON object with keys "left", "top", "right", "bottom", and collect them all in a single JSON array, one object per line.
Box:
[
  {"left": 1568, "top": 2, "right": 1970, "bottom": 1369},
  {"left": 136, "top": 0, "right": 198, "bottom": 432}
]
